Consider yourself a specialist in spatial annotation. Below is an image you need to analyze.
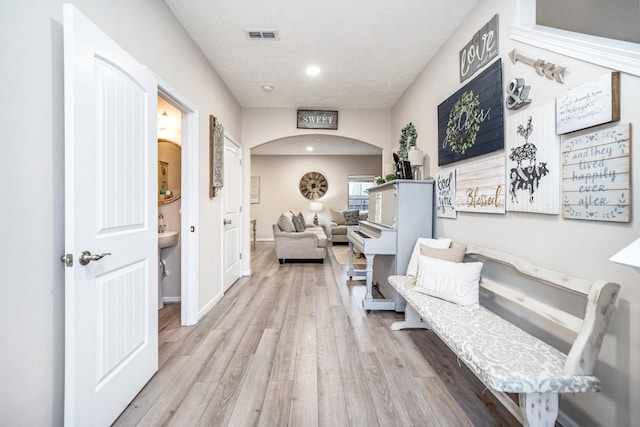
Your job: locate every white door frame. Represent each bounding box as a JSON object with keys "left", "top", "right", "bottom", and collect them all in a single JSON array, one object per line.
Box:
[{"left": 153, "top": 73, "right": 199, "bottom": 326}]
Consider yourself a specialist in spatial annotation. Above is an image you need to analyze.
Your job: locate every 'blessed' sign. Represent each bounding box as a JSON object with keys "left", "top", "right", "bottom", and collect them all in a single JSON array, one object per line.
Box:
[{"left": 297, "top": 110, "right": 338, "bottom": 130}]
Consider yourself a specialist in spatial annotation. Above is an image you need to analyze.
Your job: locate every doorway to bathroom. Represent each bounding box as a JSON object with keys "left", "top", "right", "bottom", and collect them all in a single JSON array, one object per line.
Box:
[{"left": 157, "top": 85, "right": 199, "bottom": 326}]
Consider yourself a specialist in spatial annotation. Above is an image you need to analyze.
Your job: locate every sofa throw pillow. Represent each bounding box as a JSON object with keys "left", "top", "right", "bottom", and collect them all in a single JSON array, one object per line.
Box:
[
  {"left": 298, "top": 212, "right": 306, "bottom": 229},
  {"left": 291, "top": 213, "right": 305, "bottom": 232},
  {"left": 406, "top": 238, "right": 453, "bottom": 277},
  {"left": 343, "top": 210, "right": 360, "bottom": 225},
  {"left": 359, "top": 211, "right": 368, "bottom": 221},
  {"left": 277, "top": 212, "right": 296, "bottom": 232},
  {"left": 331, "top": 208, "right": 346, "bottom": 225},
  {"left": 415, "top": 255, "right": 483, "bottom": 308}
]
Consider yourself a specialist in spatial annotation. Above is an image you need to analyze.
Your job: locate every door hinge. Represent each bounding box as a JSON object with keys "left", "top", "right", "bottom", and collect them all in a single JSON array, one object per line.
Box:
[
  {"left": 239, "top": 253, "right": 242, "bottom": 260},
  {"left": 240, "top": 206, "right": 243, "bottom": 213},
  {"left": 60, "top": 253, "right": 73, "bottom": 267}
]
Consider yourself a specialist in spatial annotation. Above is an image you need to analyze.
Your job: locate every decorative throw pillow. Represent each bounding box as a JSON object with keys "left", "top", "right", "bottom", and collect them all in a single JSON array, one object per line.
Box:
[
  {"left": 331, "top": 208, "right": 346, "bottom": 225},
  {"left": 419, "top": 243, "right": 466, "bottom": 262},
  {"left": 359, "top": 211, "right": 368, "bottom": 221},
  {"left": 297, "top": 212, "right": 306, "bottom": 229},
  {"left": 415, "top": 255, "right": 483, "bottom": 307},
  {"left": 291, "top": 213, "right": 305, "bottom": 232},
  {"left": 277, "top": 212, "right": 296, "bottom": 232},
  {"left": 343, "top": 210, "right": 360, "bottom": 225},
  {"left": 406, "top": 238, "right": 453, "bottom": 277}
]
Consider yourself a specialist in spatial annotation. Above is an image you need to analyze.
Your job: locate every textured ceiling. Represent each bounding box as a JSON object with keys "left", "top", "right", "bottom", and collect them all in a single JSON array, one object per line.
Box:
[{"left": 163, "top": 0, "right": 478, "bottom": 110}]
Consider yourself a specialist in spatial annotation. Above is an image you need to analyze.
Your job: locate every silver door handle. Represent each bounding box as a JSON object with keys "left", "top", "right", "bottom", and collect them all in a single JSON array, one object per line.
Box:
[
  {"left": 79, "top": 250, "right": 111, "bottom": 266},
  {"left": 223, "top": 219, "right": 232, "bottom": 225}
]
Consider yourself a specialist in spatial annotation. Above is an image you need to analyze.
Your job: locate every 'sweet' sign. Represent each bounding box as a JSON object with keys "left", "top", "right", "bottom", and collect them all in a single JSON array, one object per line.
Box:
[{"left": 297, "top": 110, "right": 338, "bottom": 130}]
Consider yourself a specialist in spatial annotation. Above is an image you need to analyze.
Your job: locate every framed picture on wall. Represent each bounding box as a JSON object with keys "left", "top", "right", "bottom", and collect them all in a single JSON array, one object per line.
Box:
[
  {"left": 251, "top": 176, "right": 260, "bottom": 204},
  {"left": 438, "top": 59, "right": 504, "bottom": 166},
  {"left": 506, "top": 102, "right": 560, "bottom": 214},
  {"left": 209, "top": 115, "right": 224, "bottom": 198}
]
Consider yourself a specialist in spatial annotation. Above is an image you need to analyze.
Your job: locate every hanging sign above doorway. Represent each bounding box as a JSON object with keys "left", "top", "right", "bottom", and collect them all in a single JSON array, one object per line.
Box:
[{"left": 297, "top": 109, "right": 338, "bottom": 130}]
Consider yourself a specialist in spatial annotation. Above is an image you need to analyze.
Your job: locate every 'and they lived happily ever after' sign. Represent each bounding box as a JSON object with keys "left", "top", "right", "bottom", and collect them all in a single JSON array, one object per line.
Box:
[{"left": 561, "top": 123, "right": 630, "bottom": 222}]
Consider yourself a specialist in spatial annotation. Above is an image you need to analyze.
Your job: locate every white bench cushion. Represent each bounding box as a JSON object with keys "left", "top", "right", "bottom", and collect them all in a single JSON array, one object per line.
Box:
[{"left": 389, "top": 275, "right": 601, "bottom": 394}]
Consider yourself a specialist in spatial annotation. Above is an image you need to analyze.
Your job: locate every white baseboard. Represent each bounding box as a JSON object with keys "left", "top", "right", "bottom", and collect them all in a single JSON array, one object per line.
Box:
[
  {"left": 162, "top": 296, "right": 181, "bottom": 304},
  {"left": 242, "top": 269, "right": 252, "bottom": 276},
  {"left": 198, "top": 291, "right": 224, "bottom": 321}
]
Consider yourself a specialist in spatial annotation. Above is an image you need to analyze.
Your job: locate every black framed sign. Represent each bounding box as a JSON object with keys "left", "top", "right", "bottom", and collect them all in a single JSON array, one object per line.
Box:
[
  {"left": 297, "top": 110, "right": 338, "bottom": 130},
  {"left": 438, "top": 58, "right": 504, "bottom": 166}
]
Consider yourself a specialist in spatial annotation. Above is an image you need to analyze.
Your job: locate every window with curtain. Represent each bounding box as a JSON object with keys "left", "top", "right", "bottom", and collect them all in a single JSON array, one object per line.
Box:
[{"left": 347, "top": 175, "right": 375, "bottom": 211}]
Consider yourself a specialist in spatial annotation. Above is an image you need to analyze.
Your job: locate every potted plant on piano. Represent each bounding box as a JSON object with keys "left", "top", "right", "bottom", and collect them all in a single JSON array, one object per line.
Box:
[{"left": 395, "top": 122, "right": 417, "bottom": 179}]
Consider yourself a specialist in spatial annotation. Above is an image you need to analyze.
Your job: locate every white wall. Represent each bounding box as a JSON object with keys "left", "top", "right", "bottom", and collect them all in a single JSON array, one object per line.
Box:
[
  {"left": 1, "top": 1, "right": 241, "bottom": 424},
  {"left": 392, "top": 1, "right": 639, "bottom": 425},
  {"left": 251, "top": 155, "right": 381, "bottom": 240}
]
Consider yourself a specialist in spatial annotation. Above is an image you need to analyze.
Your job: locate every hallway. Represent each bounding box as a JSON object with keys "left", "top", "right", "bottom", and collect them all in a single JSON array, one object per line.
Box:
[{"left": 114, "top": 243, "right": 518, "bottom": 426}]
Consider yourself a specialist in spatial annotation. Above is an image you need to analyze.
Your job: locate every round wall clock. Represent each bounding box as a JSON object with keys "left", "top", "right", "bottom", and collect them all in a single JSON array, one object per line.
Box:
[{"left": 299, "top": 171, "right": 328, "bottom": 199}]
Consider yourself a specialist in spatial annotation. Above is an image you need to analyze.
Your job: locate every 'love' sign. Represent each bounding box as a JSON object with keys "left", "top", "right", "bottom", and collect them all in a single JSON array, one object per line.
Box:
[{"left": 459, "top": 14, "right": 499, "bottom": 83}]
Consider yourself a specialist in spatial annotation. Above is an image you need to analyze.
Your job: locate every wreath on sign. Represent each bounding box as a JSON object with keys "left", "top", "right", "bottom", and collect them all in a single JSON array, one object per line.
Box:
[{"left": 446, "top": 90, "right": 480, "bottom": 155}]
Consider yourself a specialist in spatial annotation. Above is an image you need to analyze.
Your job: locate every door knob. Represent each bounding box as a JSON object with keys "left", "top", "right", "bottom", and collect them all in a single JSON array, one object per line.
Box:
[
  {"left": 223, "top": 219, "right": 232, "bottom": 225},
  {"left": 79, "top": 250, "right": 111, "bottom": 266}
]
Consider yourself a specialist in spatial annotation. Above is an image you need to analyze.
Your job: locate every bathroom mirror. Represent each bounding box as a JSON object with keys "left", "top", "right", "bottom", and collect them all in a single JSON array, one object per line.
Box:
[{"left": 158, "top": 139, "right": 181, "bottom": 204}]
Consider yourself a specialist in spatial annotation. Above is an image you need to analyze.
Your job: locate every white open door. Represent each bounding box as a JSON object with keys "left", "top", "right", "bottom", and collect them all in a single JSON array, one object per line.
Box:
[
  {"left": 223, "top": 137, "right": 242, "bottom": 291},
  {"left": 63, "top": 5, "right": 158, "bottom": 426}
]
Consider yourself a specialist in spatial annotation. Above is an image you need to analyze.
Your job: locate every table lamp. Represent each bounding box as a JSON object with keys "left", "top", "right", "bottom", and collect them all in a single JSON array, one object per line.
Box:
[
  {"left": 408, "top": 148, "right": 424, "bottom": 180},
  {"left": 310, "top": 202, "right": 323, "bottom": 225}
]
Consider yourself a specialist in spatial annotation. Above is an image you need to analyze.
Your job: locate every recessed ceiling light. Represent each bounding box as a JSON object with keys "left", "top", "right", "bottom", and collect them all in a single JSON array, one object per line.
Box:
[
  {"left": 306, "top": 146, "right": 314, "bottom": 152},
  {"left": 306, "top": 65, "right": 321, "bottom": 76},
  {"left": 261, "top": 84, "right": 274, "bottom": 92}
]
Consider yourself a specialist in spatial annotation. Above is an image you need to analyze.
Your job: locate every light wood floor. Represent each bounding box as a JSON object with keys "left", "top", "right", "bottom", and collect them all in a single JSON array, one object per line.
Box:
[{"left": 114, "top": 242, "right": 518, "bottom": 427}]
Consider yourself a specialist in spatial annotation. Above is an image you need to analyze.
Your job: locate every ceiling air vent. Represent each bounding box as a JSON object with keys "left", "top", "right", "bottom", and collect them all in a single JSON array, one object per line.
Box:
[{"left": 245, "top": 30, "right": 279, "bottom": 40}]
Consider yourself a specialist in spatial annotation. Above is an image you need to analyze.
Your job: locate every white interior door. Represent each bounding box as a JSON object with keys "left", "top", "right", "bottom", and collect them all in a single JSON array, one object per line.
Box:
[
  {"left": 63, "top": 5, "right": 158, "bottom": 426},
  {"left": 223, "top": 137, "right": 242, "bottom": 291}
]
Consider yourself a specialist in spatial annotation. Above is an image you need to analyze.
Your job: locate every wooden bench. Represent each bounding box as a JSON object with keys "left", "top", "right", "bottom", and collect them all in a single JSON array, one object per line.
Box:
[{"left": 387, "top": 244, "right": 620, "bottom": 427}]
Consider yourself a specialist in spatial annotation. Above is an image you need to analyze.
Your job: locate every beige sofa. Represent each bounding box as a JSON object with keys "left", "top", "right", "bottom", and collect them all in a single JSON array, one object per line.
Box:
[
  {"left": 273, "top": 211, "right": 327, "bottom": 263},
  {"left": 329, "top": 208, "right": 368, "bottom": 243}
]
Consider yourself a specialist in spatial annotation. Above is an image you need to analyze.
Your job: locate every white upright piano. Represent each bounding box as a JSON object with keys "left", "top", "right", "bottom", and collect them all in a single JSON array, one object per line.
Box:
[{"left": 348, "top": 179, "right": 434, "bottom": 311}]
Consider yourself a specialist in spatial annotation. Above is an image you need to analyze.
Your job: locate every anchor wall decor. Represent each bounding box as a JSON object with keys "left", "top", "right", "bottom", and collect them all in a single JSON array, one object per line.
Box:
[{"left": 508, "top": 49, "right": 566, "bottom": 84}]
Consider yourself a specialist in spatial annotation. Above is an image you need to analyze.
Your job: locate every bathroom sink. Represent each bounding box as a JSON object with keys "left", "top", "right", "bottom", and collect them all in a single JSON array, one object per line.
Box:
[{"left": 158, "top": 230, "right": 179, "bottom": 249}]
